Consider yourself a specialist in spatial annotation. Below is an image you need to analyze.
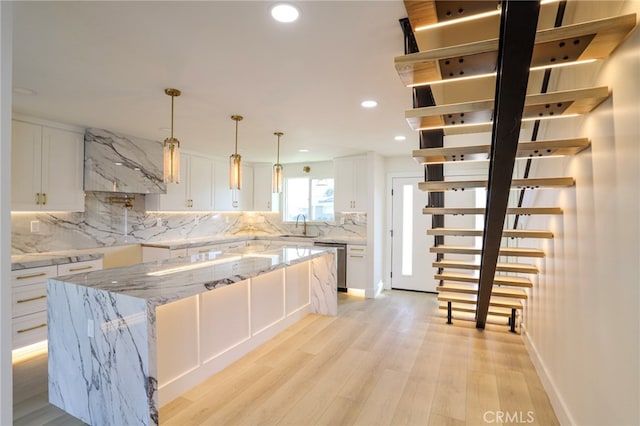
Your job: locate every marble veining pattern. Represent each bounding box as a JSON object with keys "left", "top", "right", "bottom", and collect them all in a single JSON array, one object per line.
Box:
[
  {"left": 48, "top": 280, "right": 153, "bottom": 425},
  {"left": 310, "top": 251, "right": 338, "bottom": 315},
  {"left": 11, "top": 189, "right": 366, "bottom": 254},
  {"left": 84, "top": 128, "right": 166, "bottom": 194}
]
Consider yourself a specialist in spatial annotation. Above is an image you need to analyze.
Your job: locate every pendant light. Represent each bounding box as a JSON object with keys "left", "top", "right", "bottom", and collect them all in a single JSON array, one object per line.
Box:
[
  {"left": 272, "top": 132, "right": 284, "bottom": 193},
  {"left": 163, "top": 88, "right": 181, "bottom": 184},
  {"left": 229, "top": 115, "right": 243, "bottom": 190}
]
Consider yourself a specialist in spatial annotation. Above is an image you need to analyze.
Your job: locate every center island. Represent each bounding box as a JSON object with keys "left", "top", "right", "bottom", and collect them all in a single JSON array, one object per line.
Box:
[{"left": 47, "top": 245, "right": 337, "bottom": 425}]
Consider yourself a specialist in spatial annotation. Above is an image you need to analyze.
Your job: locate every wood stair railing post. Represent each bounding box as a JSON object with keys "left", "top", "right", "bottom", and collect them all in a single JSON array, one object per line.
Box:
[{"left": 476, "top": 0, "right": 540, "bottom": 330}]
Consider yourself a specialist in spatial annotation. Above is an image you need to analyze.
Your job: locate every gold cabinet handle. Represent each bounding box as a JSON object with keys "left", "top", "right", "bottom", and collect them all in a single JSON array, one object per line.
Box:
[
  {"left": 17, "top": 323, "right": 47, "bottom": 334},
  {"left": 349, "top": 255, "right": 365, "bottom": 259},
  {"left": 68, "top": 265, "right": 93, "bottom": 272},
  {"left": 42, "top": 193, "right": 47, "bottom": 205},
  {"left": 16, "top": 272, "right": 47, "bottom": 280},
  {"left": 17, "top": 295, "right": 46, "bottom": 303},
  {"left": 198, "top": 249, "right": 212, "bottom": 253},
  {"left": 36, "top": 193, "right": 41, "bottom": 205}
]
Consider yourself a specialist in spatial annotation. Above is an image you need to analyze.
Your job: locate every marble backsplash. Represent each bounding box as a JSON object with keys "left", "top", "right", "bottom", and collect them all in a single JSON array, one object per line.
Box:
[{"left": 11, "top": 192, "right": 366, "bottom": 254}]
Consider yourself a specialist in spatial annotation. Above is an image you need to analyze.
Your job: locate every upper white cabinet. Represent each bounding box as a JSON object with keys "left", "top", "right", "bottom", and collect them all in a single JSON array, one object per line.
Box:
[
  {"left": 12, "top": 120, "right": 85, "bottom": 212},
  {"left": 334, "top": 155, "right": 367, "bottom": 212},
  {"left": 146, "top": 153, "right": 214, "bottom": 211},
  {"left": 252, "top": 164, "right": 278, "bottom": 212}
]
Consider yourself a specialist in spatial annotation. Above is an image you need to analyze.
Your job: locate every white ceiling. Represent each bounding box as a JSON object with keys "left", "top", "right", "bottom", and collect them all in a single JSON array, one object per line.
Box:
[{"left": 11, "top": 1, "right": 414, "bottom": 164}]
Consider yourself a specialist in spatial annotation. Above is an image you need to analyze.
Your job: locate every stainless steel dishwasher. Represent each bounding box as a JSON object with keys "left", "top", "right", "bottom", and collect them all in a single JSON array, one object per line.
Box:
[{"left": 313, "top": 242, "right": 347, "bottom": 292}]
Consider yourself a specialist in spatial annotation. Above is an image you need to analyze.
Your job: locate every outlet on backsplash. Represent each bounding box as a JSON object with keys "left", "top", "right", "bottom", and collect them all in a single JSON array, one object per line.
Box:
[
  {"left": 30, "top": 220, "right": 40, "bottom": 233},
  {"left": 156, "top": 218, "right": 162, "bottom": 227}
]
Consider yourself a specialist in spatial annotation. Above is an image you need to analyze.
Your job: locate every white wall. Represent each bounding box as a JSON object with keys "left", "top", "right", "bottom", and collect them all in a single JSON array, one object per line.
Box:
[
  {"left": 1, "top": 2, "right": 13, "bottom": 423},
  {"left": 522, "top": 2, "right": 639, "bottom": 424}
]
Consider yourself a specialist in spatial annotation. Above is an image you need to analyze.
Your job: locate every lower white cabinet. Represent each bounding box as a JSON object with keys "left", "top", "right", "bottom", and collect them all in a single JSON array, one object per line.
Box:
[
  {"left": 346, "top": 245, "right": 367, "bottom": 290},
  {"left": 11, "top": 259, "right": 103, "bottom": 349}
]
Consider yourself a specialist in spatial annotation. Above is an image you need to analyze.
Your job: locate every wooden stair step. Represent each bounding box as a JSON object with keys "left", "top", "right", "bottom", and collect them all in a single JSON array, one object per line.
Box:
[
  {"left": 430, "top": 245, "right": 545, "bottom": 258},
  {"left": 427, "top": 228, "right": 553, "bottom": 239},
  {"left": 436, "top": 272, "right": 533, "bottom": 288},
  {"left": 397, "top": 14, "right": 636, "bottom": 87},
  {"left": 418, "top": 177, "right": 574, "bottom": 192},
  {"left": 405, "top": 87, "right": 609, "bottom": 133},
  {"left": 438, "top": 303, "right": 516, "bottom": 318},
  {"left": 438, "top": 283, "right": 528, "bottom": 299},
  {"left": 433, "top": 259, "right": 538, "bottom": 274},
  {"left": 412, "top": 138, "right": 590, "bottom": 163},
  {"left": 423, "top": 207, "right": 562, "bottom": 215},
  {"left": 437, "top": 292, "right": 523, "bottom": 310}
]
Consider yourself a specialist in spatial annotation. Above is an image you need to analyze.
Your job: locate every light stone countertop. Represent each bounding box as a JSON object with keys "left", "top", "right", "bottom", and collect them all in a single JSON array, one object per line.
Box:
[
  {"left": 48, "top": 246, "right": 334, "bottom": 308},
  {"left": 11, "top": 251, "right": 104, "bottom": 271}
]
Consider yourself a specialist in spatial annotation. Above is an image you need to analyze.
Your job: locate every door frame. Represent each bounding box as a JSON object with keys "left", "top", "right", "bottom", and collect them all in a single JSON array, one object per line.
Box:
[{"left": 384, "top": 171, "right": 427, "bottom": 291}]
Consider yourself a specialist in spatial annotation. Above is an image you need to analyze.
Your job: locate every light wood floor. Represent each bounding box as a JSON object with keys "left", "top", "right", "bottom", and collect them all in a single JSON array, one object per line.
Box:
[{"left": 13, "top": 290, "right": 558, "bottom": 425}]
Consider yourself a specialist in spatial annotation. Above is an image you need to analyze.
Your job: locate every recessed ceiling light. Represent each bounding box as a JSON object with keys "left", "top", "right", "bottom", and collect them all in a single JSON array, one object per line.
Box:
[
  {"left": 271, "top": 3, "right": 299, "bottom": 23},
  {"left": 13, "top": 87, "right": 36, "bottom": 95},
  {"left": 394, "top": 135, "right": 406, "bottom": 141},
  {"left": 298, "top": 148, "right": 309, "bottom": 153},
  {"left": 361, "top": 100, "right": 378, "bottom": 108}
]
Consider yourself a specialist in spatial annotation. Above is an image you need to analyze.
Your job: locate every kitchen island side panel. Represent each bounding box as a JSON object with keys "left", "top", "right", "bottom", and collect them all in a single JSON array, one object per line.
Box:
[{"left": 47, "top": 279, "right": 156, "bottom": 426}]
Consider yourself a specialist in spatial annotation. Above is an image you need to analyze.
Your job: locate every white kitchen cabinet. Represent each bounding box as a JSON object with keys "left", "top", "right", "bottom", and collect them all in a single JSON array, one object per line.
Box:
[
  {"left": 12, "top": 120, "right": 85, "bottom": 212},
  {"left": 334, "top": 155, "right": 367, "bottom": 212},
  {"left": 146, "top": 153, "right": 214, "bottom": 211},
  {"left": 213, "top": 159, "right": 254, "bottom": 211},
  {"left": 252, "top": 164, "right": 279, "bottom": 212},
  {"left": 11, "top": 259, "right": 103, "bottom": 349},
  {"left": 346, "top": 245, "right": 367, "bottom": 290}
]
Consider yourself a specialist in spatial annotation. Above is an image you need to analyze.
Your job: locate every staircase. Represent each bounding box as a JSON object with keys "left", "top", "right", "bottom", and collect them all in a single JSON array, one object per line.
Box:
[{"left": 396, "top": 0, "right": 637, "bottom": 332}]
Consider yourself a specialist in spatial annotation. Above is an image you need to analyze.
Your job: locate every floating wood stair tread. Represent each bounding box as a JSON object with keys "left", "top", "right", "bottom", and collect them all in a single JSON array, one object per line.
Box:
[
  {"left": 430, "top": 245, "right": 545, "bottom": 258},
  {"left": 412, "top": 138, "right": 590, "bottom": 163},
  {"left": 433, "top": 259, "right": 538, "bottom": 274},
  {"left": 423, "top": 207, "right": 563, "bottom": 215},
  {"left": 428, "top": 228, "right": 553, "bottom": 239},
  {"left": 396, "top": 13, "right": 637, "bottom": 86},
  {"left": 405, "top": 86, "right": 609, "bottom": 132},
  {"left": 418, "top": 177, "right": 574, "bottom": 192},
  {"left": 438, "top": 303, "right": 516, "bottom": 318},
  {"left": 436, "top": 272, "right": 533, "bottom": 288},
  {"left": 437, "top": 292, "right": 523, "bottom": 310},
  {"left": 437, "top": 283, "right": 528, "bottom": 299}
]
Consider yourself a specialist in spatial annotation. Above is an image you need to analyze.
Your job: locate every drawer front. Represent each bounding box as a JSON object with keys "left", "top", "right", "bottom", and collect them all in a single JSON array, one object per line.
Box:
[
  {"left": 186, "top": 245, "right": 223, "bottom": 256},
  {"left": 11, "top": 265, "right": 58, "bottom": 287},
  {"left": 13, "top": 311, "right": 48, "bottom": 349},
  {"left": 57, "top": 259, "right": 103, "bottom": 276},
  {"left": 12, "top": 282, "right": 47, "bottom": 318},
  {"left": 347, "top": 245, "right": 366, "bottom": 258}
]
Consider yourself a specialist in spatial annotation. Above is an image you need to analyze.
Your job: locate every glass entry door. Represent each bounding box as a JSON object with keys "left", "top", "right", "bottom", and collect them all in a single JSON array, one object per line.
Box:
[{"left": 391, "top": 176, "right": 437, "bottom": 292}]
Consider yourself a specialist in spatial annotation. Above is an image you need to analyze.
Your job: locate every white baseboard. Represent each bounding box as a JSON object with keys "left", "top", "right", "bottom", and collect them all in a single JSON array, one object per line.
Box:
[{"left": 521, "top": 325, "right": 575, "bottom": 426}]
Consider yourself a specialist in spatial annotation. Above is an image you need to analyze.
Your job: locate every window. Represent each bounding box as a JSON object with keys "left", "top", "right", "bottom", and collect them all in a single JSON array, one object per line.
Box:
[{"left": 284, "top": 177, "right": 334, "bottom": 222}]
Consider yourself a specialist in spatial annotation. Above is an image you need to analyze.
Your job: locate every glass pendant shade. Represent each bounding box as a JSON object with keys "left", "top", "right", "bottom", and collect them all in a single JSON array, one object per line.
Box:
[
  {"left": 163, "top": 88, "right": 182, "bottom": 184},
  {"left": 272, "top": 131, "right": 284, "bottom": 193},
  {"left": 229, "top": 153, "right": 242, "bottom": 190},
  {"left": 273, "top": 163, "right": 283, "bottom": 193},
  {"left": 229, "top": 115, "right": 244, "bottom": 190},
  {"left": 163, "top": 137, "right": 180, "bottom": 183}
]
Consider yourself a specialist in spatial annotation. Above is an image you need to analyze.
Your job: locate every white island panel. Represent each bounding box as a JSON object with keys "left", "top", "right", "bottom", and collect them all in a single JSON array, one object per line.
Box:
[
  {"left": 251, "top": 269, "right": 285, "bottom": 335},
  {"left": 199, "top": 279, "right": 250, "bottom": 362},
  {"left": 156, "top": 296, "right": 199, "bottom": 386},
  {"left": 285, "top": 261, "right": 310, "bottom": 316}
]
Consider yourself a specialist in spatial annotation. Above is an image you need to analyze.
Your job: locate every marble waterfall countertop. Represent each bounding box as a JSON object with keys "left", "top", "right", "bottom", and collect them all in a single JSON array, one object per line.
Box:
[{"left": 49, "top": 246, "right": 333, "bottom": 308}]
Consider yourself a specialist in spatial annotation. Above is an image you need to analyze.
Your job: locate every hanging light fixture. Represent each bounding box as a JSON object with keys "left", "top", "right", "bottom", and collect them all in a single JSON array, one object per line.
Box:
[
  {"left": 273, "top": 132, "right": 284, "bottom": 193},
  {"left": 163, "top": 88, "right": 181, "bottom": 184},
  {"left": 229, "top": 115, "right": 243, "bottom": 190}
]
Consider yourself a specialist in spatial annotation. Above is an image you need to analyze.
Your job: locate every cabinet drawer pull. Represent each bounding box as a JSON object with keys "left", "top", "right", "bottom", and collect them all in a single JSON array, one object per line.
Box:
[
  {"left": 16, "top": 272, "right": 47, "bottom": 280},
  {"left": 349, "top": 255, "right": 365, "bottom": 259},
  {"left": 36, "top": 192, "right": 41, "bottom": 205},
  {"left": 68, "top": 265, "right": 93, "bottom": 272},
  {"left": 17, "top": 323, "right": 47, "bottom": 334},
  {"left": 42, "top": 193, "right": 47, "bottom": 205},
  {"left": 198, "top": 249, "right": 211, "bottom": 253},
  {"left": 350, "top": 248, "right": 364, "bottom": 252},
  {"left": 17, "top": 295, "right": 46, "bottom": 304}
]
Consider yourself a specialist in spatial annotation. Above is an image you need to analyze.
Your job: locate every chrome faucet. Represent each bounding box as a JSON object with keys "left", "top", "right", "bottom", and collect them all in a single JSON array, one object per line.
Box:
[{"left": 295, "top": 214, "right": 307, "bottom": 236}]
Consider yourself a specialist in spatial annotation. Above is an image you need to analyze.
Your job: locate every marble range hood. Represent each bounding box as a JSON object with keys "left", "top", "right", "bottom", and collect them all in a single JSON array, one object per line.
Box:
[{"left": 84, "top": 128, "right": 167, "bottom": 194}]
